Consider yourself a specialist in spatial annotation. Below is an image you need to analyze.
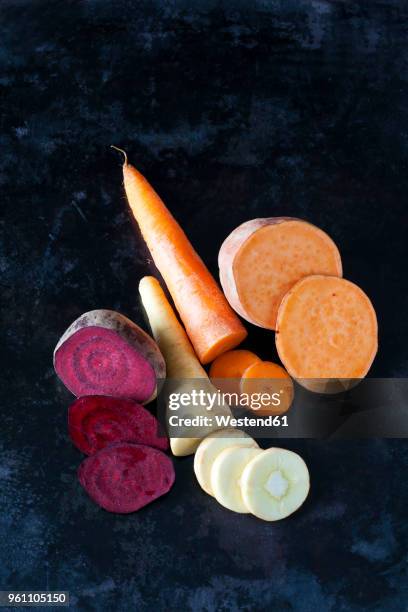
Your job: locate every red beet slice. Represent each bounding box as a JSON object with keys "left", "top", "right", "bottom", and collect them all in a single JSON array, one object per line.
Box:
[
  {"left": 54, "top": 310, "right": 166, "bottom": 403},
  {"left": 78, "top": 443, "right": 175, "bottom": 513},
  {"left": 68, "top": 395, "right": 168, "bottom": 455}
]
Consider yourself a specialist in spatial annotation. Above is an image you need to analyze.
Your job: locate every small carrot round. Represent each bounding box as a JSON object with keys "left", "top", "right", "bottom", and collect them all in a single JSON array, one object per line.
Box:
[
  {"left": 240, "top": 361, "right": 294, "bottom": 416},
  {"left": 209, "top": 350, "right": 261, "bottom": 379},
  {"left": 209, "top": 349, "right": 261, "bottom": 395}
]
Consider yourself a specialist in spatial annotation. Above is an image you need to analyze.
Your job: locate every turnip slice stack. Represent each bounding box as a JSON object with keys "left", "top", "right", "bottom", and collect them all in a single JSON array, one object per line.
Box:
[
  {"left": 78, "top": 443, "right": 175, "bottom": 513},
  {"left": 68, "top": 396, "right": 168, "bottom": 455},
  {"left": 54, "top": 310, "right": 165, "bottom": 403}
]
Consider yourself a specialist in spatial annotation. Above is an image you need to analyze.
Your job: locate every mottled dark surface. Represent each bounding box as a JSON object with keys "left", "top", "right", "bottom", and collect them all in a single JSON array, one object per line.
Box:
[{"left": 1, "top": 1, "right": 408, "bottom": 610}]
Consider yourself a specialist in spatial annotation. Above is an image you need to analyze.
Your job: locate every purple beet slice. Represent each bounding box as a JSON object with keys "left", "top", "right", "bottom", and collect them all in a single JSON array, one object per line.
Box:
[
  {"left": 78, "top": 443, "right": 175, "bottom": 513},
  {"left": 54, "top": 310, "right": 166, "bottom": 404},
  {"left": 68, "top": 395, "right": 168, "bottom": 455}
]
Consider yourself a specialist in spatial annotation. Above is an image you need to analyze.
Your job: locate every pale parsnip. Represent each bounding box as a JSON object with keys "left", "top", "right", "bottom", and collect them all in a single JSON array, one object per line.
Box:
[
  {"left": 194, "top": 429, "right": 258, "bottom": 496},
  {"left": 241, "top": 448, "right": 310, "bottom": 521},
  {"left": 139, "top": 276, "right": 232, "bottom": 456},
  {"left": 211, "top": 446, "right": 262, "bottom": 513}
]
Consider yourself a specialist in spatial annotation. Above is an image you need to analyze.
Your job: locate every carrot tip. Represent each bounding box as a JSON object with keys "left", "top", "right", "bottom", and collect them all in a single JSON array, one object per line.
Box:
[{"left": 111, "top": 145, "right": 128, "bottom": 166}]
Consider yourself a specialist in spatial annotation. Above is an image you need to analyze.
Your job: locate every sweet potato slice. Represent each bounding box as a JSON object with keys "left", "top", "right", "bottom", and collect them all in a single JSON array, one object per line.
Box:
[
  {"left": 275, "top": 275, "right": 378, "bottom": 393},
  {"left": 68, "top": 396, "right": 168, "bottom": 455},
  {"left": 54, "top": 310, "right": 165, "bottom": 403},
  {"left": 219, "top": 218, "right": 342, "bottom": 330},
  {"left": 78, "top": 443, "right": 175, "bottom": 513}
]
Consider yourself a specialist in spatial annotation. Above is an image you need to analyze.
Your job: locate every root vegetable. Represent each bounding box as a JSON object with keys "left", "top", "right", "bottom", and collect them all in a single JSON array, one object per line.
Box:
[
  {"left": 219, "top": 218, "right": 342, "bottom": 330},
  {"left": 139, "top": 276, "right": 233, "bottom": 456},
  {"left": 209, "top": 350, "right": 261, "bottom": 380},
  {"left": 54, "top": 310, "right": 165, "bottom": 403},
  {"left": 240, "top": 448, "right": 310, "bottom": 521},
  {"left": 194, "top": 429, "right": 258, "bottom": 496},
  {"left": 68, "top": 395, "right": 168, "bottom": 455},
  {"left": 275, "top": 275, "right": 378, "bottom": 393},
  {"left": 240, "top": 361, "right": 294, "bottom": 415},
  {"left": 118, "top": 151, "right": 247, "bottom": 363},
  {"left": 78, "top": 443, "right": 175, "bottom": 513},
  {"left": 211, "top": 446, "right": 262, "bottom": 513},
  {"left": 139, "top": 277, "right": 207, "bottom": 380}
]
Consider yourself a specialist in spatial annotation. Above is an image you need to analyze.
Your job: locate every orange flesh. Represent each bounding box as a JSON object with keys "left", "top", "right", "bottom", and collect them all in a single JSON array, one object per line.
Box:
[
  {"left": 123, "top": 163, "right": 247, "bottom": 363},
  {"left": 209, "top": 350, "right": 261, "bottom": 379},
  {"left": 276, "top": 275, "right": 378, "bottom": 380},
  {"left": 209, "top": 349, "right": 261, "bottom": 396},
  {"left": 240, "top": 361, "right": 294, "bottom": 415},
  {"left": 234, "top": 221, "right": 342, "bottom": 329}
]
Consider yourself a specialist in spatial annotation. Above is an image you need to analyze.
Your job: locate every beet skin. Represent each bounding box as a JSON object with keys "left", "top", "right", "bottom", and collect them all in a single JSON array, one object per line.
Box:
[{"left": 54, "top": 310, "right": 166, "bottom": 403}]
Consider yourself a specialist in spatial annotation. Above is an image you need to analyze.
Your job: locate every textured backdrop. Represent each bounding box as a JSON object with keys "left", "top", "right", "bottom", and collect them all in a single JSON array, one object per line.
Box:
[{"left": 1, "top": 1, "right": 408, "bottom": 610}]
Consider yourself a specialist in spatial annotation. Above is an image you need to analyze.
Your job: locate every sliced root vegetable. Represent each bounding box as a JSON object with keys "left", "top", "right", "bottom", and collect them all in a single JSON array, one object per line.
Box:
[
  {"left": 194, "top": 429, "right": 258, "bottom": 496},
  {"left": 120, "top": 154, "right": 247, "bottom": 364},
  {"left": 68, "top": 395, "right": 168, "bottom": 455},
  {"left": 78, "top": 443, "right": 175, "bottom": 513},
  {"left": 275, "top": 275, "right": 378, "bottom": 393},
  {"left": 209, "top": 349, "right": 261, "bottom": 396},
  {"left": 211, "top": 446, "right": 262, "bottom": 513},
  {"left": 54, "top": 310, "right": 165, "bottom": 403},
  {"left": 209, "top": 350, "right": 261, "bottom": 379},
  {"left": 241, "top": 448, "right": 310, "bottom": 521},
  {"left": 240, "top": 361, "right": 294, "bottom": 415},
  {"left": 219, "top": 218, "right": 342, "bottom": 330},
  {"left": 139, "top": 276, "right": 233, "bottom": 456}
]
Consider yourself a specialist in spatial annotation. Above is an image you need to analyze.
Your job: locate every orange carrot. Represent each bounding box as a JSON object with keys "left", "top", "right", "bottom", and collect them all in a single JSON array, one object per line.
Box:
[
  {"left": 114, "top": 148, "right": 247, "bottom": 364},
  {"left": 275, "top": 275, "right": 378, "bottom": 393},
  {"left": 219, "top": 218, "right": 342, "bottom": 330},
  {"left": 240, "top": 361, "right": 294, "bottom": 415},
  {"left": 209, "top": 349, "right": 261, "bottom": 379},
  {"left": 209, "top": 349, "right": 260, "bottom": 396}
]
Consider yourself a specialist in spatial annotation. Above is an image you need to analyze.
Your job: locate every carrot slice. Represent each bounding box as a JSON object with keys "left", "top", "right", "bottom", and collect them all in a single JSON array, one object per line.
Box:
[
  {"left": 209, "top": 349, "right": 261, "bottom": 396},
  {"left": 209, "top": 350, "right": 261, "bottom": 379},
  {"left": 240, "top": 361, "right": 294, "bottom": 415},
  {"left": 275, "top": 275, "right": 378, "bottom": 393},
  {"left": 219, "top": 218, "right": 342, "bottom": 330},
  {"left": 119, "top": 154, "right": 247, "bottom": 364}
]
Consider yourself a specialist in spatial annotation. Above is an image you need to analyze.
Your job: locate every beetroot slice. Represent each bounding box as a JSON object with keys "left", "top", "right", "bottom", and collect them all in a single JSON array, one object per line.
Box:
[
  {"left": 68, "top": 395, "right": 168, "bottom": 455},
  {"left": 55, "top": 326, "right": 156, "bottom": 402},
  {"left": 53, "top": 310, "right": 166, "bottom": 404},
  {"left": 78, "top": 443, "right": 175, "bottom": 513}
]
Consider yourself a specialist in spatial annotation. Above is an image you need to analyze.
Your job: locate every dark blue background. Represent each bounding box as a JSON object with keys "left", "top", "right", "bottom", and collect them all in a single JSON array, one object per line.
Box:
[{"left": 1, "top": 1, "right": 408, "bottom": 610}]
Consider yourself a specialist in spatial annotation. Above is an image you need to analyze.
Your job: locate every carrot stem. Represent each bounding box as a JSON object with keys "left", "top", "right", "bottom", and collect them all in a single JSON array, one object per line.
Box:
[{"left": 111, "top": 145, "right": 128, "bottom": 166}]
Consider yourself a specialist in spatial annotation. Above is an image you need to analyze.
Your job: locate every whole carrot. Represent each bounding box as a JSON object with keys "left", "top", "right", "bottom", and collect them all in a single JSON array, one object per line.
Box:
[{"left": 113, "top": 148, "right": 247, "bottom": 364}]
